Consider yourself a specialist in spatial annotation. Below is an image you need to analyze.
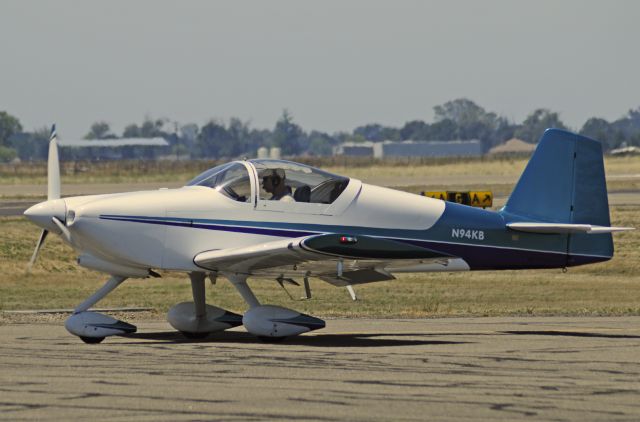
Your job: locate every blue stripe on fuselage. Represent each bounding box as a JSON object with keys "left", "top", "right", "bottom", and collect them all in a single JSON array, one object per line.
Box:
[{"left": 99, "top": 203, "right": 608, "bottom": 270}]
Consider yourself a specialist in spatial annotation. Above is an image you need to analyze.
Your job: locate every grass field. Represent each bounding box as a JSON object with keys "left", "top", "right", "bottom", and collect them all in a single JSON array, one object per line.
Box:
[{"left": 1, "top": 205, "right": 638, "bottom": 323}]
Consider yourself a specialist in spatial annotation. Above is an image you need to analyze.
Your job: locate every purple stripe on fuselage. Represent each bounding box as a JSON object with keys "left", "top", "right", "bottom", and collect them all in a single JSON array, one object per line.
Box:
[
  {"left": 99, "top": 215, "right": 605, "bottom": 270},
  {"left": 99, "top": 216, "right": 319, "bottom": 238}
]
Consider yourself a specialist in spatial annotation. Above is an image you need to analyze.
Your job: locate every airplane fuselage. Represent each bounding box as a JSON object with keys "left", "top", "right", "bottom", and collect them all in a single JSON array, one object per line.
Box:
[{"left": 61, "top": 181, "right": 609, "bottom": 278}]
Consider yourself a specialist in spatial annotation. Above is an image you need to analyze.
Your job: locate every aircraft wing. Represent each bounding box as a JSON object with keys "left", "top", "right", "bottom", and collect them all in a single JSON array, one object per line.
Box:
[
  {"left": 194, "top": 233, "right": 454, "bottom": 286},
  {"left": 194, "top": 236, "right": 321, "bottom": 273}
]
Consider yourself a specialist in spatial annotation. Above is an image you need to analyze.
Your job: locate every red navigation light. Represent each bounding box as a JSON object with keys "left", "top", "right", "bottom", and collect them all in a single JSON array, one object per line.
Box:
[{"left": 339, "top": 235, "right": 357, "bottom": 244}]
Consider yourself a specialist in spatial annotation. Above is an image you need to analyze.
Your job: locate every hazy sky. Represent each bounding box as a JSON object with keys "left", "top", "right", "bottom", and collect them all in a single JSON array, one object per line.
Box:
[{"left": 1, "top": 0, "right": 639, "bottom": 139}]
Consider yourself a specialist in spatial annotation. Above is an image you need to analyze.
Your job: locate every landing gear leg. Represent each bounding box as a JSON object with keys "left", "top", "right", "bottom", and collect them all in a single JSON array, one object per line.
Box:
[
  {"left": 224, "top": 272, "right": 325, "bottom": 340},
  {"left": 167, "top": 272, "right": 243, "bottom": 338},
  {"left": 182, "top": 273, "right": 208, "bottom": 339},
  {"left": 191, "top": 272, "right": 207, "bottom": 319},
  {"left": 65, "top": 275, "right": 137, "bottom": 343},
  {"left": 75, "top": 275, "right": 127, "bottom": 313},
  {"left": 224, "top": 272, "right": 260, "bottom": 309}
]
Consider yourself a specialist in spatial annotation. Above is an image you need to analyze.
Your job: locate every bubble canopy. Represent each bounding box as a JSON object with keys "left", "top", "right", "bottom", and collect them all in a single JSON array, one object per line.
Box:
[{"left": 187, "top": 160, "right": 350, "bottom": 204}]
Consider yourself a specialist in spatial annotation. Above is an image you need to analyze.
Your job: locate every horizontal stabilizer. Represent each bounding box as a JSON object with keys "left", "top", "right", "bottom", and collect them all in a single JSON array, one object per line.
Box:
[{"left": 507, "top": 222, "right": 634, "bottom": 234}]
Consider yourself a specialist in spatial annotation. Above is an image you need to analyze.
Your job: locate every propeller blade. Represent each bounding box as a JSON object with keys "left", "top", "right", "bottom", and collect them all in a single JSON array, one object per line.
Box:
[
  {"left": 52, "top": 217, "right": 71, "bottom": 243},
  {"left": 27, "top": 229, "right": 49, "bottom": 272},
  {"left": 27, "top": 125, "right": 61, "bottom": 272},
  {"left": 47, "top": 124, "right": 60, "bottom": 200},
  {"left": 346, "top": 285, "right": 357, "bottom": 301}
]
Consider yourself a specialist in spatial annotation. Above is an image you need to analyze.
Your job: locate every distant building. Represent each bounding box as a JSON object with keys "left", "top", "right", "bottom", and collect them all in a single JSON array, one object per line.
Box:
[
  {"left": 488, "top": 138, "right": 536, "bottom": 155},
  {"left": 336, "top": 141, "right": 379, "bottom": 157},
  {"left": 334, "top": 140, "right": 482, "bottom": 158},
  {"left": 58, "top": 138, "right": 170, "bottom": 160},
  {"left": 609, "top": 145, "right": 640, "bottom": 155}
]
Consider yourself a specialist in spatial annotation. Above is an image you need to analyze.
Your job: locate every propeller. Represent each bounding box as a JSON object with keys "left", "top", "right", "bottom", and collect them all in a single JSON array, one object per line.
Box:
[{"left": 26, "top": 124, "right": 60, "bottom": 272}]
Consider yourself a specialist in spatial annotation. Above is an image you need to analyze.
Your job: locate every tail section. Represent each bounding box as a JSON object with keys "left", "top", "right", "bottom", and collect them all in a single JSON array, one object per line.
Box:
[
  {"left": 503, "top": 129, "right": 610, "bottom": 225},
  {"left": 502, "top": 129, "right": 614, "bottom": 263}
]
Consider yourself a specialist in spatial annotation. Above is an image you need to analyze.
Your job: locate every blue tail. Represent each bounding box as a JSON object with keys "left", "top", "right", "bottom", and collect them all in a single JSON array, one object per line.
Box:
[{"left": 502, "top": 129, "right": 613, "bottom": 261}]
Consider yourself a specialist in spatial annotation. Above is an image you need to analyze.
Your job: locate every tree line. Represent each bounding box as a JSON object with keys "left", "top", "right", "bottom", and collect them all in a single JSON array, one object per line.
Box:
[{"left": 1, "top": 98, "right": 640, "bottom": 162}]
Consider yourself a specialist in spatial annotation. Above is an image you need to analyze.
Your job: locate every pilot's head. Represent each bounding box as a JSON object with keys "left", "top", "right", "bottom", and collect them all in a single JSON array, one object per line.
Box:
[{"left": 261, "top": 168, "right": 286, "bottom": 193}]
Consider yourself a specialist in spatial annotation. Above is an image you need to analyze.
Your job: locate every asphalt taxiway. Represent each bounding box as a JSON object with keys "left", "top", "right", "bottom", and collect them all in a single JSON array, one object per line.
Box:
[{"left": 1, "top": 317, "right": 639, "bottom": 421}]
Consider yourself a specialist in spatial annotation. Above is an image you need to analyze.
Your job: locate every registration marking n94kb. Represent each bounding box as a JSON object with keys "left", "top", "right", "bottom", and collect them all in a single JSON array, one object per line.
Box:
[{"left": 451, "top": 228, "right": 485, "bottom": 240}]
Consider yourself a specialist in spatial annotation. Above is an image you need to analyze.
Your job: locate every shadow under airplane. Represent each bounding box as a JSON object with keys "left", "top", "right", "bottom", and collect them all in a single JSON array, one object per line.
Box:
[
  {"left": 121, "top": 330, "right": 471, "bottom": 347},
  {"left": 502, "top": 330, "right": 640, "bottom": 339}
]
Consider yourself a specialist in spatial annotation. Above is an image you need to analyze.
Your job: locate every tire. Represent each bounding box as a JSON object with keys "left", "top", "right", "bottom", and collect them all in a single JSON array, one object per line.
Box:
[
  {"left": 80, "top": 336, "right": 105, "bottom": 344},
  {"left": 257, "top": 336, "right": 286, "bottom": 343}
]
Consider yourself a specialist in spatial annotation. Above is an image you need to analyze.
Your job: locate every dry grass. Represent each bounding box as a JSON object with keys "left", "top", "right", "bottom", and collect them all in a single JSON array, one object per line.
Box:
[
  {"left": 325, "top": 156, "right": 640, "bottom": 181},
  {"left": 1, "top": 205, "right": 638, "bottom": 323},
  {"left": 1, "top": 155, "right": 638, "bottom": 186}
]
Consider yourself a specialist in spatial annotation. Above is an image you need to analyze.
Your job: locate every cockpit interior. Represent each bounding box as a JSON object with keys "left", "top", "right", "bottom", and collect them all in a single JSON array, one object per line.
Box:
[{"left": 187, "top": 159, "right": 350, "bottom": 205}]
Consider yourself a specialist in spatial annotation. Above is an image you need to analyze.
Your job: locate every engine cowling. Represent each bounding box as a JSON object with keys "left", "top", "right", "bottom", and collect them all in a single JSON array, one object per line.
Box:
[
  {"left": 242, "top": 305, "right": 325, "bottom": 338},
  {"left": 65, "top": 311, "right": 136, "bottom": 338},
  {"left": 167, "top": 302, "right": 243, "bottom": 334}
]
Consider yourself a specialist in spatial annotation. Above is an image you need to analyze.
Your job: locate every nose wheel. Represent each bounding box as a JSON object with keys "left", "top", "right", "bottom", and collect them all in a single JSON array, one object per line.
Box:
[{"left": 65, "top": 275, "right": 137, "bottom": 343}]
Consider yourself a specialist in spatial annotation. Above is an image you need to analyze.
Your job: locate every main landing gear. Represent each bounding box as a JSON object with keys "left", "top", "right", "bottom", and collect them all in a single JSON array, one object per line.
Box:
[
  {"left": 225, "top": 272, "right": 326, "bottom": 340},
  {"left": 167, "top": 272, "right": 243, "bottom": 338},
  {"left": 66, "top": 271, "right": 326, "bottom": 343},
  {"left": 168, "top": 272, "right": 326, "bottom": 341}
]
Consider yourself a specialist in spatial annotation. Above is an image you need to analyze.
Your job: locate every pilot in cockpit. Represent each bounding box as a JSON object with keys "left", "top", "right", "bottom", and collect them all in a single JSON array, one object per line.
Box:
[{"left": 261, "top": 169, "right": 294, "bottom": 202}]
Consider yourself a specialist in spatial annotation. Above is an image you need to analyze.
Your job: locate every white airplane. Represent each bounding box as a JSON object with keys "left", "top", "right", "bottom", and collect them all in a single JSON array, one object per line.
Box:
[{"left": 24, "top": 126, "right": 632, "bottom": 343}]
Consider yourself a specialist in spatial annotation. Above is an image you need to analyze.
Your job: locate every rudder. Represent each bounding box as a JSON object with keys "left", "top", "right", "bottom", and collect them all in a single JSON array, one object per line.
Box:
[{"left": 502, "top": 128, "right": 613, "bottom": 261}]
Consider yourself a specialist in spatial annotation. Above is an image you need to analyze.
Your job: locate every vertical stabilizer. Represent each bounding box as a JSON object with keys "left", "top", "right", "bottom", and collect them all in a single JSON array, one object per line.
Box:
[{"left": 502, "top": 129, "right": 613, "bottom": 261}]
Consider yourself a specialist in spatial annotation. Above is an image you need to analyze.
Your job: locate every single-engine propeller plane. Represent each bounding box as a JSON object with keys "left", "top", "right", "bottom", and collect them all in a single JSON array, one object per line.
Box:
[{"left": 24, "top": 126, "right": 633, "bottom": 343}]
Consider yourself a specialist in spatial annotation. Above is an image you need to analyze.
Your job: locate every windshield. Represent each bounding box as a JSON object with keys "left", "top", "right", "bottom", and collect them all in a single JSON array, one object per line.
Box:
[
  {"left": 186, "top": 163, "right": 233, "bottom": 186},
  {"left": 251, "top": 159, "right": 349, "bottom": 204},
  {"left": 186, "top": 162, "right": 251, "bottom": 202}
]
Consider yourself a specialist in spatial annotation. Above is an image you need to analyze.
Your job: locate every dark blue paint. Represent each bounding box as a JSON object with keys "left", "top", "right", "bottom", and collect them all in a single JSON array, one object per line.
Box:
[{"left": 100, "top": 211, "right": 608, "bottom": 270}]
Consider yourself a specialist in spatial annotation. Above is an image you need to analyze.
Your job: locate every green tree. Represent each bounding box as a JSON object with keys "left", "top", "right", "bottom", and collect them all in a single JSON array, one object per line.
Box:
[
  {"left": 429, "top": 118, "right": 458, "bottom": 140},
  {"left": 307, "top": 131, "right": 337, "bottom": 156},
  {"left": 11, "top": 126, "right": 49, "bottom": 161},
  {"left": 227, "top": 118, "right": 250, "bottom": 157},
  {"left": 196, "top": 119, "right": 251, "bottom": 158},
  {"left": 580, "top": 117, "right": 614, "bottom": 148},
  {"left": 610, "top": 107, "right": 640, "bottom": 148},
  {"left": 272, "top": 110, "right": 305, "bottom": 156},
  {"left": 354, "top": 124, "right": 400, "bottom": 141},
  {"left": 122, "top": 124, "right": 141, "bottom": 138},
  {"left": 400, "top": 120, "right": 431, "bottom": 140},
  {"left": 515, "top": 109, "right": 568, "bottom": 143},
  {"left": 84, "top": 121, "right": 114, "bottom": 139},
  {"left": 343, "top": 133, "right": 367, "bottom": 144},
  {"left": 434, "top": 98, "right": 489, "bottom": 127},
  {"left": 0, "top": 145, "right": 17, "bottom": 162},
  {"left": 198, "top": 119, "right": 229, "bottom": 158},
  {"left": 433, "top": 98, "right": 509, "bottom": 150},
  {"left": 0, "top": 111, "right": 23, "bottom": 147},
  {"left": 123, "top": 118, "right": 169, "bottom": 138}
]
